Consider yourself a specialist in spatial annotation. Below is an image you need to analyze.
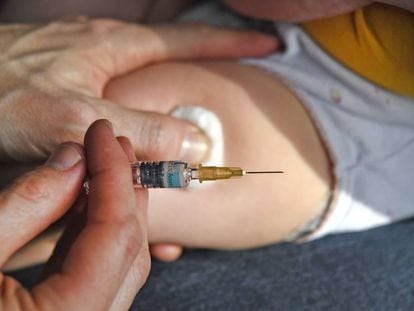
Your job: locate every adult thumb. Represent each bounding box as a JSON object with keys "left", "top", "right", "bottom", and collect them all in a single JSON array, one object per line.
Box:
[
  {"left": 109, "top": 104, "right": 210, "bottom": 163},
  {"left": 0, "top": 143, "right": 85, "bottom": 266}
]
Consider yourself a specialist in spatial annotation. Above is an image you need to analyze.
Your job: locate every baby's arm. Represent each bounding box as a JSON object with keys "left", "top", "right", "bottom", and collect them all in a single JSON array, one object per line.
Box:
[{"left": 105, "top": 61, "right": 332, "bottom": 249}]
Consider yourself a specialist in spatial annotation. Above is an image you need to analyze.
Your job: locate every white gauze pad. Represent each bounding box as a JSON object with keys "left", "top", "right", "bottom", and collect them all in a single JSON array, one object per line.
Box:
[{"left": 170, "top": 105, "right": 224, "bottom": 189}]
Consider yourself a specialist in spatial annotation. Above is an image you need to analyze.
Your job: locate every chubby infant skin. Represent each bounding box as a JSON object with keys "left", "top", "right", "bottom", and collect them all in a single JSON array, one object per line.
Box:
[
  {"left": 104, "top": 61, "right": 332, "bottom": 249},
  {"left": 3, "top": 60, "right": 332, "bottom": 270}
]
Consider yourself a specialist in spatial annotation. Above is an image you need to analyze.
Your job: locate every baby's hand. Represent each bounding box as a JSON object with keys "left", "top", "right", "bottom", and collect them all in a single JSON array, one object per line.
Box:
[{"left": 150, "top": 244, "right": 183, "bottom": 262}]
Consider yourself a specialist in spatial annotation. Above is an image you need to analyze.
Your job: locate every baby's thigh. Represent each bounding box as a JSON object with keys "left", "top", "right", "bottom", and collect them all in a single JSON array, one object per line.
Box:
[{"left": 105, "top": 61, "right": 332, "bottom": 249}]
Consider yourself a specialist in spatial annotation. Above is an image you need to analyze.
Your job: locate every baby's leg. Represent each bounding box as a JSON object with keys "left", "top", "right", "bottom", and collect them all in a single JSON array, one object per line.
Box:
[{"left": 105, "top": 61, "right": 332, "bottom": 249}]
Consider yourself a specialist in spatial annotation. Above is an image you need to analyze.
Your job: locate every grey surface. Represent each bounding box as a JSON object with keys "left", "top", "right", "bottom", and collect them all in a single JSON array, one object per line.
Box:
[
  {"left": 132, "top": 221, "right": 414, "bottom": 310},
  {"left": 10, "top": 220, "right": 414, "bottom": 310}
]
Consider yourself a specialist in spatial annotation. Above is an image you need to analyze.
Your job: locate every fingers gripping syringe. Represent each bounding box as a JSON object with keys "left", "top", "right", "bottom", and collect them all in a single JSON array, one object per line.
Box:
[{"left": 131, "top": 161, "right": 283, "bottom": 188}]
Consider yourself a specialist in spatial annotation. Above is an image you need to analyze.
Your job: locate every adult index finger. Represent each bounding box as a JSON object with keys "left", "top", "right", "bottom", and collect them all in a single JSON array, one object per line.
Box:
[
  {"left": 33, "top": 120, "right": 149, "bottom": 310},
  {"left": 0, "top": 143, "right": 85, "bottom": 266},
  {"left": 109, "top": 136, "right": 151, "bottom": 310}
]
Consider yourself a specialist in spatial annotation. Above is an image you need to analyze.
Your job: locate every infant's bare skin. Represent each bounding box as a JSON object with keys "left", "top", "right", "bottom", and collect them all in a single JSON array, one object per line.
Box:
[
  {"left": 0, "top": 0, "right": 193, "bottom": 23},
  {"left": 104, "top": 61, "right": 332, "bottom": 249},
  {"left": 224, "top": 0, "right": 413, "bottom": 21},
  {"left": 3, "top": 0, "right": 410, "bottom": 24}
]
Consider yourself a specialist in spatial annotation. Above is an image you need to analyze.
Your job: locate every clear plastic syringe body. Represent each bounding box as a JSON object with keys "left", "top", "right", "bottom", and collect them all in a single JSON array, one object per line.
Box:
[
  {"left": 131, "top": 161, "right": 244, "bottom": 188},
  {"left": 132, "top": 161, "right": 193, "bottom": 188}
]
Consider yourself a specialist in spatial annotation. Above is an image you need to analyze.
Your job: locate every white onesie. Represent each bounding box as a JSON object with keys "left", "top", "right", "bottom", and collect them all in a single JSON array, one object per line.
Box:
[{"left": 179, "top": 2, "right": 414, "bottom": 240}]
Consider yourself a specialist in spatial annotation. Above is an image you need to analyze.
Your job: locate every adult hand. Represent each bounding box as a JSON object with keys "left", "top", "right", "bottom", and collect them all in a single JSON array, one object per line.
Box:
[
  {"left": 0, "top": 18, "right": 277, "bottom": 162},
  {"left": 0, "top": 119, "right": 150, "bottom": 310}
]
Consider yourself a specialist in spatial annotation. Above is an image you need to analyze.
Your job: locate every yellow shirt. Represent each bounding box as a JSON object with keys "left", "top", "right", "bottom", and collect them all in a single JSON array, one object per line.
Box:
[{"left": 302, "top": 3, "right": 414, "bottom": 98}]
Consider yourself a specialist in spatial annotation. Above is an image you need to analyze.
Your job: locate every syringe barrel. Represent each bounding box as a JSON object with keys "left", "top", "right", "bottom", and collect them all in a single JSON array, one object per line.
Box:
[{"left": 132, "top": 161, "right": 192, "bottom": 188}]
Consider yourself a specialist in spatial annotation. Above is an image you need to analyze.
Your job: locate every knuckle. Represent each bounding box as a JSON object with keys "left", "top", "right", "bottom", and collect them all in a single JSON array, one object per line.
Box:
[
  {"left": 65, "top": 19, "right": 126, "bottom": 51},
  {"left": 52, "top": 98, "right": 100, "bottom": 144},
  {"left": 141, "top": 249, "right": 151, "bottom": 273},
  {"left": 62, "top": 98, "right": 100, "bottom": 127},
  {"left": 184, "top": 23, "right": 218, "bottom": 57},
  {"left": 88, "top": 18, "right": 124, "bottom": 34},
  {"left": 4, "top": 170, "right": 51, "bottom": 205},
  {"left": 129, "top": 245, "right": 151, "bottom": 288},
  {"left": 135, "top": 249, "right": 151, "bottom": 283},
  {"left": 138, "top": 116, "right": 169, "bottom": 158},
  {"left": 118, "top": 218, "right": 144, "bottom": 261}
]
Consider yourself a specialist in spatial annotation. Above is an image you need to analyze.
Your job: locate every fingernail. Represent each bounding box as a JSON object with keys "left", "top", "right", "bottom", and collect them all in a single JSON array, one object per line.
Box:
[
  {"left": 101, "top": 119, "right": 114, "bottom": 133},
  {"left": 180, "top": 128, "right": 211, "bottom": 163},
  {"left": 46, "top": 143, "right": 83, "bottom": 170}
]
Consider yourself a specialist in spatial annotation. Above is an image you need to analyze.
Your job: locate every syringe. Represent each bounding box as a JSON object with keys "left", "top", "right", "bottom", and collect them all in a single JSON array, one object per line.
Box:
[{"left": 131, "top": 161, "right": 283, "bottom": 188}]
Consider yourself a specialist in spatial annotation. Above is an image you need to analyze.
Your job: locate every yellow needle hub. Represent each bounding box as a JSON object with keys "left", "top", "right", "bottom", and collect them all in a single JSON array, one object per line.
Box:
[{"left": 196, "top": 165, "right": 244, "bottom": 183}]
